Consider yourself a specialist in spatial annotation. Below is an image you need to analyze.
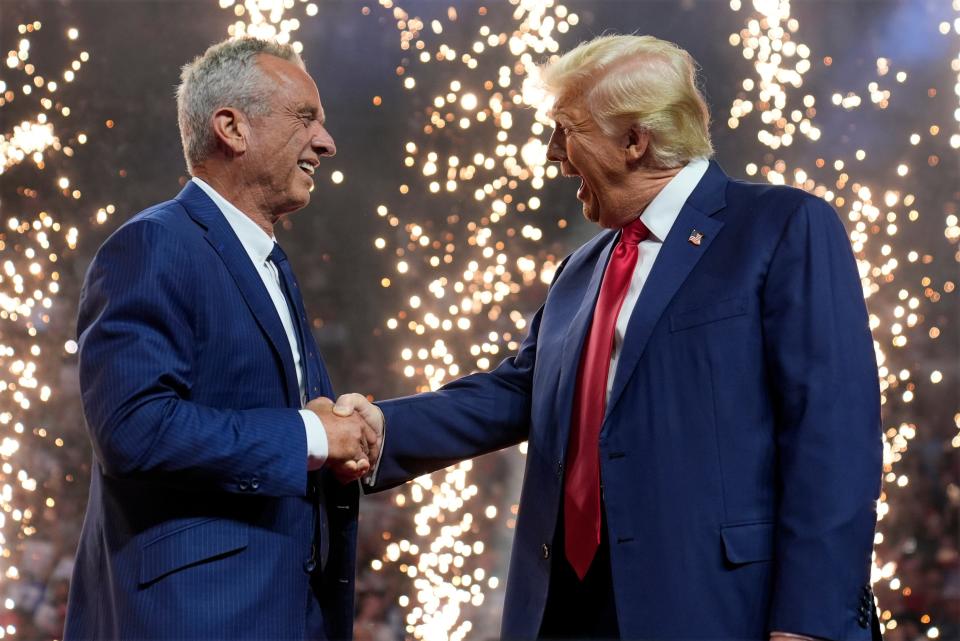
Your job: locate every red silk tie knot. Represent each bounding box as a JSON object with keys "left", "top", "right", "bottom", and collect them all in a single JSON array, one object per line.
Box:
[{"left": 620, "top": 217, "right": 650, "bottom": 246}]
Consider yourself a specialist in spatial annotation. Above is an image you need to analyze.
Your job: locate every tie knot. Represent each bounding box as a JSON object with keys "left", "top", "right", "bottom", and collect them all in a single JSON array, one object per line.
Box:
[
  {"left": 268, "top": 243, "right": 289, "bottom": 266},
  {"left": 620, "top": 217, "right": 649, "bottom": 246}
]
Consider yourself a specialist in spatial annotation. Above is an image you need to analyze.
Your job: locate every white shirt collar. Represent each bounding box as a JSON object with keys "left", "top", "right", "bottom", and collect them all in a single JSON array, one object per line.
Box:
[
  {"left": 638, "top": 157, "right": 710, "bottom": 242},
  {"left": 191, "top": 177, "right": 276, "bottom": 266}
]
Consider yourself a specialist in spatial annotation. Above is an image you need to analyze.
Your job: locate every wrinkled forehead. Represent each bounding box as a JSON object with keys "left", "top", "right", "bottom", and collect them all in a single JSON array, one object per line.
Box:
[
  {"left": 259, "top": 54, "right": 314, "bottom": 90},
  {"left": 261, "top": 55, "right": 323, "bottom": 108}
]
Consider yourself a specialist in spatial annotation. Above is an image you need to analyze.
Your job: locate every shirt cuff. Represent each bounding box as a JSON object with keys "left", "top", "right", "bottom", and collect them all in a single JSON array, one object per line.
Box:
[
  {"left": 770, "top": 633, "right": 819, "bottom": 641},
  {"left": 300, "top": 409, "right": 328, "bottom": 470}
]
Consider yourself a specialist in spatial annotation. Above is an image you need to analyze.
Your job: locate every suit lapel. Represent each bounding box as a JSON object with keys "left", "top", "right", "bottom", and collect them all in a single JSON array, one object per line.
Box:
[
  {"left": 175, "top": 182, "right": 301, "bottom": 408},
  {"left": 552, "top": 232, "right": 617, "bottom": 455},
  {"left": 604, "top": 161, "right": 728, "bottom": 420}
]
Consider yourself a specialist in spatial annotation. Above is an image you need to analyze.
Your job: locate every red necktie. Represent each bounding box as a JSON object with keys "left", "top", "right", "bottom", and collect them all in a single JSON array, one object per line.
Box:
[{"left": 564, "top": 216, "right": 649, "bottom": 580}]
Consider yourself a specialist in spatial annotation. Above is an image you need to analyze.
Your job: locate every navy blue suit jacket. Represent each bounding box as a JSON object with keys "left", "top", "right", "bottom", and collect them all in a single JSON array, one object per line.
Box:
[
  {"left": 372, "top": 162, "right": 883, "bottom": 640},
  {"left": 65, "top": 182, "right": 358, "bottom": 640}
]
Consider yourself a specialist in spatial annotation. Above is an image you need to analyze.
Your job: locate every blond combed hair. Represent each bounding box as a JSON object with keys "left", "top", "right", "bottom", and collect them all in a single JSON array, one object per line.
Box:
[{"left": 541, "top": 34, "right": 713, "bottom": 167}]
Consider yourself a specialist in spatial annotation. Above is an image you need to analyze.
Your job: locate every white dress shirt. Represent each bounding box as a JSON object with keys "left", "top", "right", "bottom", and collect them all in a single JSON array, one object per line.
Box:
[
  {"left": 192, "top": 177, "right": 328, "bottom": 468},
  {"left": 606, "top": 157, "right": 710, "bottom": 401}
]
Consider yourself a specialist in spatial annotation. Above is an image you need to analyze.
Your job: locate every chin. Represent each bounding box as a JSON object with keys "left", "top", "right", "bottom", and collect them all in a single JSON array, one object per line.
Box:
[
  {"left": 289, "top": 185, "right": 311, "bottom": 209},
  {"left": 290, "top": 198, "right": 310, "bottom": 214},
  {"left": 580, "top": 202, "right": 603, "bottom": 226},
  {"left": 276, "top": 197, "right": 309, "bottom": 220}
]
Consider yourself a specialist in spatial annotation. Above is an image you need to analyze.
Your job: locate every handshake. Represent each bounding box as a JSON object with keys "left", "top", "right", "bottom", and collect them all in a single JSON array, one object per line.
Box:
[{"left": 305, "top": 394, "right": 384, "bottom": 484}]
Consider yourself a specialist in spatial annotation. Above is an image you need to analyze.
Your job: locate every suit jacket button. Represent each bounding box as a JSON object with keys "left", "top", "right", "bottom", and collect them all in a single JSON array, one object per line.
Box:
[
  {"left": 542, "top": 543, "right": 550, "bottom": 560},
  {"left": 304, "top": 544, "right": 317, "bottom": 573},
  {"left": 556, "top": 461, "right": 563, "bottom": 477},
  {"left": 250, "top": 477, "right": 261, "bottom": 490},
  {"left": 239, "top": 479, "right": 250, "bottom": 491}
]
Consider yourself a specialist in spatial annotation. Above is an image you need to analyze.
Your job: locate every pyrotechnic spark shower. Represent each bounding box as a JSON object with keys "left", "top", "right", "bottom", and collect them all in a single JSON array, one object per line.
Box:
[
  {"left": 357, "top": 2, "right": 580, "bottom": 638},
  {"left": 729, "top": 0, "right": 959, "bottom": 636},
  {"left": 0, "top": 19, "right": 119, "bottom": 637}
]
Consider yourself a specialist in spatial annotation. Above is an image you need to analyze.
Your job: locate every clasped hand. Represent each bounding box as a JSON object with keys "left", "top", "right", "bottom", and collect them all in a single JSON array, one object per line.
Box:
[{"left": 305, "top": 396, "right": 384, "bottom": 484}]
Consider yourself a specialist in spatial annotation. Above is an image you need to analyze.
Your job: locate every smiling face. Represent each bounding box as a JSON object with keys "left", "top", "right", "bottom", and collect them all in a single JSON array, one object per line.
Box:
[
  {"left": 546, "top": 92, "right": 637, "bottom": 228},
  {"left": 242, "top": 54, "right": 336, "bottom": 220}
]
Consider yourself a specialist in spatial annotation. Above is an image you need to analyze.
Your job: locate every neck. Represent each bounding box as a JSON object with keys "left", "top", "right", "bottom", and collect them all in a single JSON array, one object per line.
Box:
[
  {"left": 192, "top": 164, "right": 275, "bottom": 236},
  {"left": 606, "top": 163, "right": 685, "bottom": 228},
  {"left": 628, "top": 163, "right": 684, "bottom": 214}
]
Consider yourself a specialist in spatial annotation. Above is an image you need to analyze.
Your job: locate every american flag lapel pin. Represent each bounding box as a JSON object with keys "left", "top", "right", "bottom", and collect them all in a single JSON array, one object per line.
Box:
[{"left": 688, "top": 229, "right": 704, "bottom": 246}]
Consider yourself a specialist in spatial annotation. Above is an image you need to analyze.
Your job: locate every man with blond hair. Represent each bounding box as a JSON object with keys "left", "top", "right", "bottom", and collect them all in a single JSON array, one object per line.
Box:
[
  {"left": 336, "top": 35, "right": 882, "bottom": 640},
  {"left": 65, "top": 37, "right": 378, "bottom": 640}
]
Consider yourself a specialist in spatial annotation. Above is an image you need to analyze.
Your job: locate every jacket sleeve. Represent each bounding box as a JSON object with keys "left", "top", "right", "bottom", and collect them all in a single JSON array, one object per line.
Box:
[
  {"left": 77, "top": 218, "right": 308, "bottom": 497},
  {"left": 762, "top": 196, "right": 883, "bottom": 638},
  {"left": 369, "top": 257, "right": 570, "bottom": 491}
]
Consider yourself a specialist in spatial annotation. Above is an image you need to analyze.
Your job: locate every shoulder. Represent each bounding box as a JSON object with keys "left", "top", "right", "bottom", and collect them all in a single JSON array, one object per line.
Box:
[
  {"left": 728, "top": 177, "right": 830, "bottom": 212},
  {"left": 98, "top": 197, "right": 204, "bottom": 257},
  {"left": 121, "top": 197, "right": 194, "bottom": 238},
  {"left": 724, "top": 177, "right": 841, "bottom": 235},
  {"left": 89, "top": 197, "right": 207, "bottom": 282}
]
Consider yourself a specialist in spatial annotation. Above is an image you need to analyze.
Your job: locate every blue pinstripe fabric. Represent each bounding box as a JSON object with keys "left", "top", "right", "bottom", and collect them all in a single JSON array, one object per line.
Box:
[{"left": 65, "top": 182, "right": 358, "bottom": 640}]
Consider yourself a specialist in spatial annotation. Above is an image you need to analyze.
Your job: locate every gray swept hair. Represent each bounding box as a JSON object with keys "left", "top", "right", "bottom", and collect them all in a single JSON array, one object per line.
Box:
[
  {"left": 541, "top": 34, "right": 713, "bottom": 168},
  {"left": 176, "top": 37, "right": 303, "bottom": 172}
]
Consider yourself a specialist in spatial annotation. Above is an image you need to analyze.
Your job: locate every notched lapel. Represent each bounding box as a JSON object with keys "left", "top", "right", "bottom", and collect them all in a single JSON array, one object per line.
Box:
[
  {"left": 176, "top": 182, "right": 301, "bottom": 408},
  {"left": 604, "top": 162, "right": 728, "bottom": 421},
  {"left": 551, "top": 233, "right": 617, "bottom": 456}
]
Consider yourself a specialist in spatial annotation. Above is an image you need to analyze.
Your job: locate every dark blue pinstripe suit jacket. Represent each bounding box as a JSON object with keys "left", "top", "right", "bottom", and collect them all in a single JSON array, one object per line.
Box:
[{"left": 65, "top": 182, "right": 357, "bottom": 640}]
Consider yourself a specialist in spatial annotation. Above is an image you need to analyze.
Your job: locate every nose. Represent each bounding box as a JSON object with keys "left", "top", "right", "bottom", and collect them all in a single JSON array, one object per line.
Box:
[
  {"left": 313, "top": 124, "right": 336, "bottom": 158},
  {"left": 546, "top": 128, "right": 565, "bottom": 163}
]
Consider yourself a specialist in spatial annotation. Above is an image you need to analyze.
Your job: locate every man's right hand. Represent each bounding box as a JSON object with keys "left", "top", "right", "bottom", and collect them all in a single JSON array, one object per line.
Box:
[
  {"left": 332, "top": 393, "right": 384, "bottom": 471},
  {"left": 305, "top": 397, "right": 370, "bottom": 484}
]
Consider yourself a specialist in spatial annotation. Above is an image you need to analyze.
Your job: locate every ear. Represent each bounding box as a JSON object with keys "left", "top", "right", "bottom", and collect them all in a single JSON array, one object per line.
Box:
[
  {"left": 624, "top": 126, "right": 649, "bottom": 165},
  {"left": 210, "top": 107, "right": 249, "bottom": 157}
]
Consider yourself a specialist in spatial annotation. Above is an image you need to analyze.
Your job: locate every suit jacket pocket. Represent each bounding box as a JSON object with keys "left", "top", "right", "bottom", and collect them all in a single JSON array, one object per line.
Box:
[
  {"left": 670, "top": 296, "right": 749, "bottom": 332},
  {"left": 139, "top": 517, "right": 248, "bottom": 586},
  {"left": 720, "top": 521, "right": 774, "bottom": 565}
]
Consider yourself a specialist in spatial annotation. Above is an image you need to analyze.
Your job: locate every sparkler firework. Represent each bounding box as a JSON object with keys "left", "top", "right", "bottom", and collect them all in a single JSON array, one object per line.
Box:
[
  {"left": 0, "top": 18, "right": 120, "bottom": 637},
  {"left": 0, "top": 2, "right": 953, "bottom": 639}
]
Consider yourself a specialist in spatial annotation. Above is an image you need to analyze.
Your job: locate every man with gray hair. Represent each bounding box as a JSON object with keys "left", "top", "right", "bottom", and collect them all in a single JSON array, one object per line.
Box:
[
  {"left": 335, "top": 34, "right": 882, "bottom": 640},
  {"left": 65, "top": 37, "right": 377, "bottom": 640}
]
